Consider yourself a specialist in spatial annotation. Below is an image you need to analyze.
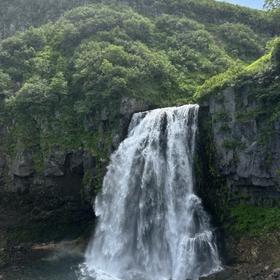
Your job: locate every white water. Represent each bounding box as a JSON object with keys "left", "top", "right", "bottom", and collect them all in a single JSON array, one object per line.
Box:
[{"left": 81, "top": 105, "right": 222, "bottom": 280}]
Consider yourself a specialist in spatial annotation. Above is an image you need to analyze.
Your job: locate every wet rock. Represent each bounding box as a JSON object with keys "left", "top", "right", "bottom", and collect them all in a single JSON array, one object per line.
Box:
[
  {"left": 200, "top": 267, "right": 234, "bottom": 279},
  {"left": 268, "top": 268, "right": 280, "bottom": 280},
  {"left": 111, "top": 134, "right": 121, "bottom": 151},
  {"left": 44, "top": 148, "right": 67, "bottom": 177},
  {"left": 205, "top": 85, "right": 280, "bottom": 205},
  {"left": 12, "top": 177, "right": 31, "bottom": 193},
  {"left": 0, "top": 124, "right": 6, "bottom": 139},
  {"left": 82, "top": 152, "right": 96, "bottom": 173},
  {"left": 69, "top": 150, "right": 84, "bottom": 175},
  {"left": 120, "top": 97, "right": 149, "bottom": 117},
  {"left": 0, "top": 157, "right": 5, "bottom": 178},
  {"left": 11, "top": 150, "right": 34, "bottom": 178}
]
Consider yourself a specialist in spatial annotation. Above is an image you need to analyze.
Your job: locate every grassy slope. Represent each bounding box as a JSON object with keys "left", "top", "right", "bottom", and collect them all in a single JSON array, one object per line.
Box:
[{"left": 0, "top": 0, "right": 278, "bottom": 160}]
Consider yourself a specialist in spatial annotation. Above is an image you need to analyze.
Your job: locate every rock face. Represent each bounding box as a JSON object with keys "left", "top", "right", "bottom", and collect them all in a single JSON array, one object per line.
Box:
[
  {"left": 0, "top": 157, "right": 5, "bottom": 182},
  {"left": 44, "top": 148, "right": 67, "bottom": 177},
  {"left": 196, "top": 76, "right": 280, "bottom": 280},
  {"left": 0, "top": 97, "right": 150, "bottom": 268},
  {"left": 199, "top": 85, "right": 280, "bottom": 207},
  {"left": 12, "top": 150, "right": 34, "bottom": 178}
]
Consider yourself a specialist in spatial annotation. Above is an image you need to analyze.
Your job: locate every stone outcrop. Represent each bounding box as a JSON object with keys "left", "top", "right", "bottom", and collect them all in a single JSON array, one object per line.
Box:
[
  {"left": 199, "top": 84, "right": 280, "bottom": 207},
  {"left": 12, "top": 150, "right": 34, "bottom": 178},
  {"left": 196, "top": 70, "right": 280, "bottom": 279}
]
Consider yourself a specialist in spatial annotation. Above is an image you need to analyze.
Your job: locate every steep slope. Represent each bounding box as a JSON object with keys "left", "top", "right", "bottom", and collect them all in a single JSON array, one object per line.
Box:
[{"left": 0, "top": 0, "right": 279, "bottom": 40}]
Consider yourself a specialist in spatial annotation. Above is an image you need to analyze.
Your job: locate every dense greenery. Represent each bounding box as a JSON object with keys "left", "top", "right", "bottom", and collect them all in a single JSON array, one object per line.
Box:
[
  {"left": 0, "top": 0, "right": 279, "bottom": 196},
  {"left": 0, "top": 0, "right": 92, "bottom": 39},
  {"left": 265, "top": 0, "right": 280, "bottom": 10},
  {"left": 229, "top": 204, "right": 280, "bottom": 236},
  {"left": 0, "top": 0, "right": 279, "bottom": 40},
  {"left": 0, "top": 0, "right": 278, "bottom": 157},
  {"left": 196, "top": 37, "right": 280, "bottom": 99}
]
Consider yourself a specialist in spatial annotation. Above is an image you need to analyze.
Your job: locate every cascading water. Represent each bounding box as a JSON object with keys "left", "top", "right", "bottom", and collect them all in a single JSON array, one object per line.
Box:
[{"left": 80, "top": 105, "right": 222, "bottom": 280}]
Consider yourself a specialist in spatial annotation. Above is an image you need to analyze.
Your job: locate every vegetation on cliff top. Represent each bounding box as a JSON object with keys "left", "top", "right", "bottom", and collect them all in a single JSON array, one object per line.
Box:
[
  {"left": 196, "top": 37, "right": 280, "bottom": 99},
  {"left": 0, "top": 0, "right": 278, "bottom": 157},
  {"left": 0, "top": 0, "right": 278, "bottom": 192},
  {"left": 0, "top": 0, "right": 279, "bottom": 40}
]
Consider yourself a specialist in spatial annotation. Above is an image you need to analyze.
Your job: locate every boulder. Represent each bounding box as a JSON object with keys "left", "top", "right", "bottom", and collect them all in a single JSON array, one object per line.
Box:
[
  {"left": 11, "top": 150, "right": 34, "bottom": 178},
  {"left": 0, "top": 157, "right": 5, "bottom": 178},
  {"left": 268, "top": 268, "right": 280, "bottom": 280}
]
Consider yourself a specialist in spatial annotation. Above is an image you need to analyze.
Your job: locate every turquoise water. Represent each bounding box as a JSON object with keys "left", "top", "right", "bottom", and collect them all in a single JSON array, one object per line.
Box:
[{"left": 1, "top": 257, "right": 82, "bottom": 280}]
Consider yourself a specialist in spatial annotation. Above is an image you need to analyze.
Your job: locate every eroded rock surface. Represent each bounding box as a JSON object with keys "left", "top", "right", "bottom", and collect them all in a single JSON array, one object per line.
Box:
[{"left": 201, "top": 84, "right": 280, "bottom": 206}]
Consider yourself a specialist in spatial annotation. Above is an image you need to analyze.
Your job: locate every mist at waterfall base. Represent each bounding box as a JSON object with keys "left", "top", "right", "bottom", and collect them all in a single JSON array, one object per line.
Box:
[{"left": 79, "top": 105, "right": 222, "bottom": 280}]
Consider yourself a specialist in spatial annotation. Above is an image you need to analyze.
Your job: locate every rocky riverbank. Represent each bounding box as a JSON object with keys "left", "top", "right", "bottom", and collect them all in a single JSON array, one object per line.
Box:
[{"left": 202, "top": 232, "right": 280, "bottom": 280}]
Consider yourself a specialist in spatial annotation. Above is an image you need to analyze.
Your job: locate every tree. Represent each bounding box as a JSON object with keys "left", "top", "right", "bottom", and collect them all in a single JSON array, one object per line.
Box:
[
  {"left": 264, "top": 0, "right": 280, "bottom": 35},
  {"left": 271, "top": 38, "right": 280, "bottom": 70},
  {"left": 264, "top": 0, "right": 280, "bottom": 10}
]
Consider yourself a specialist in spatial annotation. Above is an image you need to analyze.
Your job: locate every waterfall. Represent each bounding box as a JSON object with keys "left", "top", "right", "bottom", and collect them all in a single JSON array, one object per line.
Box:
[{"left": 81, "top": 105, "right": 222, "bottom": 280}]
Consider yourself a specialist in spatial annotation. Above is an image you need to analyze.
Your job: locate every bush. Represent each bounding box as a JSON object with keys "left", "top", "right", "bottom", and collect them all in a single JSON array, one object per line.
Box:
[{"left": 229, "top": 205, "right": 280, "bottom": 236}]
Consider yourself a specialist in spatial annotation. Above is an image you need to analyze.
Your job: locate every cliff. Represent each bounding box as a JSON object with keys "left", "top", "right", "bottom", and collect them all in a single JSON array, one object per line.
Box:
[
  {"left": 0, "top": 0, "right": 279, "bottom": 275},
  {"left": 197, "top": 39, "right": 280, "bottom": 215},
  {"left": 196, "top": 41, "right": 280, "bottom": 279}
]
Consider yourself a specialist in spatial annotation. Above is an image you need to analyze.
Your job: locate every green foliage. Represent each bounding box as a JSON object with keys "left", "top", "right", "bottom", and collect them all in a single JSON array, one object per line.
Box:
[
  {"left": 0, "top": 1, "right": 279, "bottom": 175},
  {"left": 9, "top": 72, "right": 67, "bottom": 116},
  {"left": 195, "top": 63, "right": 245, "bottom": 99},
  {"left": 264, "top": 0, "right": 280, "bottom": 10},
  {"left": 195, "top": 37, "right": 280, "bottom": 100},
  {"left": 229, "top": 205, "right": 280, "bottom": 236},
  {"left": 264, "top": 0, "right": 280, "bottom": 33},
  {"left": 212, "top": 23, "right": 265, "bottom": 61},
  {"left": 73, "top": 40, "right": 180, "bottom": 107},
  {"left": 0, "top": 70, "right": 11, "bottom": 98},
  {"left": 271, "top": 37, "right": 280, "bottom": 69},
  {"left": 0, "top": 0, "right": 279, "bottom": 40}
]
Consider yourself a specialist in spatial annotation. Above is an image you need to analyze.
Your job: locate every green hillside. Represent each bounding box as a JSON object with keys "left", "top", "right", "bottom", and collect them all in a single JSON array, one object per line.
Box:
[{"left": 0, "top": 0, "right": 279, "bottom": 159}]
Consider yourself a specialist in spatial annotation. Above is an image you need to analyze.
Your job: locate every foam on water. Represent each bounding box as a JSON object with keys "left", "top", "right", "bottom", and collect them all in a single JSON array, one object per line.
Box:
[{"left": 81, "top": 105, "right": 222, "bottom": 280}]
